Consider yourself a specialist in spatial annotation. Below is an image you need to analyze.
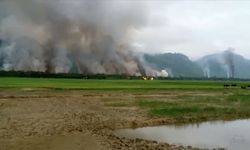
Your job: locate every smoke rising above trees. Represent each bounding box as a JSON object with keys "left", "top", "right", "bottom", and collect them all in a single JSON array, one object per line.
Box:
[{"left": 0, "top": 0, "right": 150, "bottom": 75}]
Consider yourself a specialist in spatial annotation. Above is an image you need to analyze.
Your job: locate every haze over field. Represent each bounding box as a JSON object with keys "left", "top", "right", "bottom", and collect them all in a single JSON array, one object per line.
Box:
[{"left": 0, "top": 0, "right": 250, "bottom": 77}]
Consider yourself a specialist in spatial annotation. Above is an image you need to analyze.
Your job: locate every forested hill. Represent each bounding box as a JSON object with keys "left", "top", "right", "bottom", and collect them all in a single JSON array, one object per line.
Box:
[
  {"left": 196, "top": 51, "right": 250, "bottom": 79},
  {"left": 144, "top": 53, "right": 204, "bottom": 77},
  {"left": 144, "top": 51, "right": 250, "bottom": 79}
]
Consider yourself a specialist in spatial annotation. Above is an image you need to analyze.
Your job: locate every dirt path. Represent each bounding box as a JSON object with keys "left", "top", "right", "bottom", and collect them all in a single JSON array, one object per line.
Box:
[{"left": 0, "top": 90, "right": 197, "bottom": 150}]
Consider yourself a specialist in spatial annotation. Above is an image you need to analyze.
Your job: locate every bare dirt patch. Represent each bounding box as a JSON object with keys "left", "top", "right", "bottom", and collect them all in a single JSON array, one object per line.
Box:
[{"left": 0, "top": 90, "right": 203, "bottom": 150}]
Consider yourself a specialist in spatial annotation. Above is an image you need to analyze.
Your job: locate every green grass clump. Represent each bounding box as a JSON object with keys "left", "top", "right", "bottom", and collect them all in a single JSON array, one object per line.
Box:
[
  {"left": 226, "top": 95, "right": 250, "bottom": 103},
  {"left": 150, "top": 106, "right": 235, "bottom": 117},
  {"left": 136, "top": 91, "right": 250, "bottom": 120}
]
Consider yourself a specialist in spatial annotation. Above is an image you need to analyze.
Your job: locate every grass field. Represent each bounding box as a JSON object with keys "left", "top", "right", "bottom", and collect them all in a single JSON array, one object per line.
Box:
[
  {"left": 137, "top": 93, "right": 250, "bottom": 119},
  {"left": 106, "top": 90, "right": 250, "bottom": 121},
  {"left": 1, "top": 77, "right": 250, "bottom": 121},
  {"left": 1, "top": 77, "right": 250, "bottom": 149},
  {"left": 0, "top": 77, "right": 246, "bottom": 90}
]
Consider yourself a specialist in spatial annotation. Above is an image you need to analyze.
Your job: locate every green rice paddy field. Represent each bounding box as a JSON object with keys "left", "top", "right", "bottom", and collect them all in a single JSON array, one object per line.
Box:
[{"left": 0, "top": 77, "right": 245, "bottom": 90}]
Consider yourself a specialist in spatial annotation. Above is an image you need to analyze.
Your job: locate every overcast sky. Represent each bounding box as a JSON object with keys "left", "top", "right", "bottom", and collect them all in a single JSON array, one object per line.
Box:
[{"left": 132, "top": 0, "right": 250, "bottom": 60}]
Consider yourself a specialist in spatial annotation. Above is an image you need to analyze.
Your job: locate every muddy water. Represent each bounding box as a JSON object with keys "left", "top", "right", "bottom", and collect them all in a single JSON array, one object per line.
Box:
[{"left": 114, "top": 119, "right": 250, "bottom": 150}]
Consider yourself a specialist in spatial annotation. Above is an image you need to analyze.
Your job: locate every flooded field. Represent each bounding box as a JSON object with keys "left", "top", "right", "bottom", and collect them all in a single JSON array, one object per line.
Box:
[{"left": 115, "top": 119, "right": 250, "bottom": 150}]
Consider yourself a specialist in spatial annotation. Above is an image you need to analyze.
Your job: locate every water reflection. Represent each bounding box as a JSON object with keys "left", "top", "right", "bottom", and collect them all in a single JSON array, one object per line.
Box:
[{"left": 114, "top": 119, "right": 250, "bottom": 150}]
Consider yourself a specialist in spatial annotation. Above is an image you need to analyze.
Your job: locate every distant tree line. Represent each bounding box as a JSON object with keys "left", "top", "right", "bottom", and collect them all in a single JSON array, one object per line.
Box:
[
  {"left": 0, "top": 71, "right": 142, "bottom": 80},
  {"left": 0, "top": 70, "right": 250, "bottom": 81}
]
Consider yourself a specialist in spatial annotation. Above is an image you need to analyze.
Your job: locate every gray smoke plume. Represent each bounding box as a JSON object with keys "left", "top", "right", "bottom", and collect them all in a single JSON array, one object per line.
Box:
[
  {"left": 223, "top": 48, "right": 235, "bottom": 78},
  {"left": 0, "top": 0, "right": 149, "bottom": 75}
]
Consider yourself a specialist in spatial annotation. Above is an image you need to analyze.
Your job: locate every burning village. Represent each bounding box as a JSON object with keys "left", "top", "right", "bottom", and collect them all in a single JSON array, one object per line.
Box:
[{"left": 1, "top": 1, "right": 250, "bottom": 150}]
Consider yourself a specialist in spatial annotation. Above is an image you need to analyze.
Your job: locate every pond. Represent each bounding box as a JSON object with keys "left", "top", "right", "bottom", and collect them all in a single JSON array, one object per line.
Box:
[{"left": 114, "top": 119, "right": 250, "bottom": 150}]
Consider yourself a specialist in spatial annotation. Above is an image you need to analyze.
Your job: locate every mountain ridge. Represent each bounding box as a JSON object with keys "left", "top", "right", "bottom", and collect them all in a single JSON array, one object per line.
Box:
[{"left": 144, "top": 51, "right": 250, "bottom": 79}]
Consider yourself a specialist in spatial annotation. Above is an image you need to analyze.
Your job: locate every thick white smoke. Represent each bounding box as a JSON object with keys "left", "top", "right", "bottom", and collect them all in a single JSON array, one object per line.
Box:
[{"left": 0, "top": 0, "right": 150, "bottom": 75}]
